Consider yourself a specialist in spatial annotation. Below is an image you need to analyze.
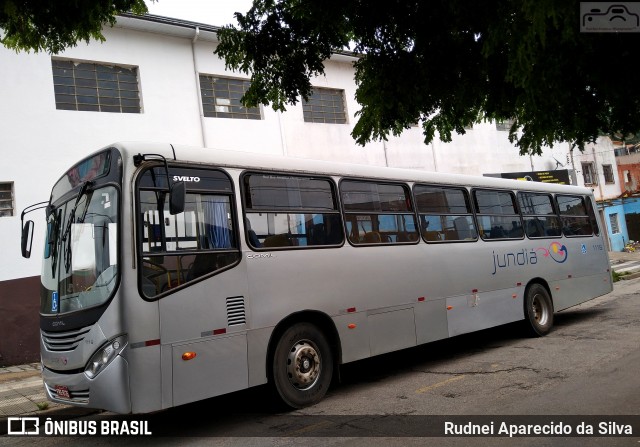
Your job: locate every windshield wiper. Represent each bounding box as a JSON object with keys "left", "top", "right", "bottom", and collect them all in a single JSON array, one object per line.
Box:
[
  {"left": 61, "top": 181, "right": 93, "bottom": 273},
  {"left": 50, "top": 210, "right": 61, "bottom": 278}
]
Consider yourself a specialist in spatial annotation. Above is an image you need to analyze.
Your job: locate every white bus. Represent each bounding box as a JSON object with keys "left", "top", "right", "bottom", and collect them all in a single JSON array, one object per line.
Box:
[{"left": 21, "top": 142, "right": 612, "bottom": 414}]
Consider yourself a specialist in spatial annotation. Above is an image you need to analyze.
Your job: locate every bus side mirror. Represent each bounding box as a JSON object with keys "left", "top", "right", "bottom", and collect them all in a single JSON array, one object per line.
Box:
[
  {"left": 21, "top": 220, "right": 34, "bottom": 258},
  {"left": 169, "top": 181, "right": 186, "bottom": 215}
]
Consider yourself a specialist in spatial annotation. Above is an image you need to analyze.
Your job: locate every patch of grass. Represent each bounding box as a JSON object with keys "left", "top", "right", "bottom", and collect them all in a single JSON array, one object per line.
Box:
[
  {"left": 612, "top": 270, "right": 629, "bottom": 282},
  {"left": 36, "top": 402, "right": 49, "bottom": 411}
]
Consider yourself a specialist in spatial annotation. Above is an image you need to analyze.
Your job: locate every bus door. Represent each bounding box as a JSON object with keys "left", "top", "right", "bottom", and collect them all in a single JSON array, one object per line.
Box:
[{"left": 138, "top": 166, "right": 249, "bottom": 407}]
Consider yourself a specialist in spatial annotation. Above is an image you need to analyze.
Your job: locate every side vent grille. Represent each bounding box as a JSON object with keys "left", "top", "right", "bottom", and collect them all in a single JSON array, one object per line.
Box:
[{"left": 226, "top": 296, "right": 246, "bottom": 326}]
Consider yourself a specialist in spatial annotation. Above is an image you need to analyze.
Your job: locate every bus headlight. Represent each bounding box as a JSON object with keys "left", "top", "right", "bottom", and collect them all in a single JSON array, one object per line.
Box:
[{"left": 85, "top": 335, "right": 127, "bottom": 379}]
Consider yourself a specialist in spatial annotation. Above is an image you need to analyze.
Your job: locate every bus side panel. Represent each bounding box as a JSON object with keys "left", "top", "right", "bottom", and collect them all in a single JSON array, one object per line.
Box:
[
  {"left": 172, "top": 333, "right": 248, "bottom": 407},
  {"left": 246, "top": 246, "right": 425, "bottom": 364},
  {"left": 127, "top": 345, "right": 162, "bottom": 414},
  {"left": 334, "top": 312, "right": 370, "bottom": 363},
  {"left": 368, "top": 306, "right": 417, "bottom": 356},
  {"left": 247, "top": 326, "right": 272, "bottom": 387},
  {"left": 414, "top": 298, "right": 449, "bottom": 345},
  {"left": 446, "top": 287, "right": 523, "bottom": 337},
  {"left": 552, "top": 273, "right": 613, "bottom": 311},
  {"left": 158, "top": 260, "right": 250, "bottom": 407}
]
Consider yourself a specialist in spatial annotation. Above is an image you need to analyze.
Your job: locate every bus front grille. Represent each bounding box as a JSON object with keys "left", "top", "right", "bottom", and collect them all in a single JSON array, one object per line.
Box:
[
  {"left": 42, "top": 326, "right": 92, "bottom": 352},
  {"left": 45, "top": 384, "right": 90, "bottom": 403}
]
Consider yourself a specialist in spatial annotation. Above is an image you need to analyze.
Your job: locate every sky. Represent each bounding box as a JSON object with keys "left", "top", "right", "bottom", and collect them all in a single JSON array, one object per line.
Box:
[{"left": 145, "top": 0, "right": 254, "bottom": 26}]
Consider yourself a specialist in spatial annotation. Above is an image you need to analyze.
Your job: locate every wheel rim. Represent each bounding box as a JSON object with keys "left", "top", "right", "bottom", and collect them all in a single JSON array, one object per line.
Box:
[
  {"left": 286, "top": 339, "right": 321, "bottom": 390},
  {"left": 531, "top": 293, "right": 549, "bottom": 326}
]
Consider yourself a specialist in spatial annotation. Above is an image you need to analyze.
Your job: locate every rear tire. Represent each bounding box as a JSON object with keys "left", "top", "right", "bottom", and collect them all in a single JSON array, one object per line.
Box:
[
  {"left": 271, "top": 322, "right": 333, "bottom": 409},
  {"left": 524, "top": 283, "right": 554, "bottom": 337}
]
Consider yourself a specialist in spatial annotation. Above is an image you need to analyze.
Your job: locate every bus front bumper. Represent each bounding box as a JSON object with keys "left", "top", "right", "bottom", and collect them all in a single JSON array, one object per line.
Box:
[{"left": 42, "top": 354, "right": 131, "bottom": 414}]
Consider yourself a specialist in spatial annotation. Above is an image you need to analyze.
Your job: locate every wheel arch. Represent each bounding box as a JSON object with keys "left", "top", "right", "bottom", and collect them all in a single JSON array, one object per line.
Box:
[
  {"left": 524, "top": 277, "right": 554, "bottom": 315},
  {"left": 266, "top": 310, "right": 342, "bottom": 382}
]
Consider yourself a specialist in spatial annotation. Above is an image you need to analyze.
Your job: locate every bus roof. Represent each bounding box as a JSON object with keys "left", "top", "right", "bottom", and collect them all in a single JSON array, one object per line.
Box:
[{"left": 109, "top": 141, "right": 593, "bottom": 196}]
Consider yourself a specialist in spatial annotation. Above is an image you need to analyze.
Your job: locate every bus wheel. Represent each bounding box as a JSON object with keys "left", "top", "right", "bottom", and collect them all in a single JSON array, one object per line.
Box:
[
  {"left": 272, "top": 322, "right": 333, "bottom": 409},
  {"left": 524, "top": 284, "right": 554, "bottom": 337}
]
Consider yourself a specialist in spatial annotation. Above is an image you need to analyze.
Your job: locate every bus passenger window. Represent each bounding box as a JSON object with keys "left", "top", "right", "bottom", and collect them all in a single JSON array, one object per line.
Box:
[
  {"left": 556, "top": 195, "right": 593, "bottom": 236},
  {"left": 474, "top": 189, "right": 523, "bottom": 240},
  {"left": 518, "top": 192, "right": 561, "bottom": 239},
  {"left": 243, "top": 173, "right": 344, "bottom": 249},
  {"left": 414, "top": 185, "right": 477, "bottom": 242},
  {"left": 341, "top": 180, "right": 418, "bottom": 245}
]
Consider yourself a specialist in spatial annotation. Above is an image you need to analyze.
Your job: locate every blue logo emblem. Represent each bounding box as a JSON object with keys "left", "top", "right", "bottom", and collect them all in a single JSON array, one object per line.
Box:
[
  {"left": 581, "top": 244, "right": 587, "bottom": 254},
  {"left": 51, "top": 292, "right": 59, "bottom": 313}
]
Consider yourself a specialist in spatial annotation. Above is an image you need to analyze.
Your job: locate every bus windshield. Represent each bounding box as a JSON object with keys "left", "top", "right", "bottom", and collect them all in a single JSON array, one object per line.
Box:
[{"left": 41, "top": 185, "right": 119, "bottom": 315}]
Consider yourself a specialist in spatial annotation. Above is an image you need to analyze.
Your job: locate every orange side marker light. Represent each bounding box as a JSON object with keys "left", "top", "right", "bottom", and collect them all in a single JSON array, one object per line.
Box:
[{"left": 182, "top": 352, "right": 197, "bottom": 361}]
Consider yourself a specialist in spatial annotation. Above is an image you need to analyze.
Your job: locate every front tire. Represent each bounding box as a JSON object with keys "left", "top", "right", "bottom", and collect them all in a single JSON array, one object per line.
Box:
[
  {"left": 272, "top": 322, "right": 333, "bottom": 409},
  {"left": 524, "top": 283, "right": 554, "bottom": 337}
]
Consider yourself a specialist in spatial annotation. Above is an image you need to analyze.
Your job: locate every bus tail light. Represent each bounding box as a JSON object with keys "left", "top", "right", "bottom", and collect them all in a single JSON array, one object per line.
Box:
[{"left": 85, "top": 335, "right": 128, "bottom": 379}]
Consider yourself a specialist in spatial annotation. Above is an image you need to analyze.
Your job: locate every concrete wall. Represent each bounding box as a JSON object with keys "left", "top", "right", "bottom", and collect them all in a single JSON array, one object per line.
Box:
[{"left": 616, "top": 153, "right": 640, "bottom": 194}]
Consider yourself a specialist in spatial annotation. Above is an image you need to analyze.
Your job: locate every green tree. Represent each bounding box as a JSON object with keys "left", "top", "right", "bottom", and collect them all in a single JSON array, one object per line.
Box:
[
  {"left": 0, "top": 0, "right": 148, "bottom": 54},
  {"left": 216, "top": 0, "right": 640, "bottom": 155}
]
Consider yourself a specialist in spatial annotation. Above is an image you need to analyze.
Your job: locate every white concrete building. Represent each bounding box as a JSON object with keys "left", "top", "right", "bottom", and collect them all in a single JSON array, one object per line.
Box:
[{"left": 0, "top": 13, "right": 621, "bottom": 287}]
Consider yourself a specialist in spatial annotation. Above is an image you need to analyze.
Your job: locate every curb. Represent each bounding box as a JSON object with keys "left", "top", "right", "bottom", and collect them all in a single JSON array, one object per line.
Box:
[{"left": 621, "top": 271, "right": 640, "bottom": 280}]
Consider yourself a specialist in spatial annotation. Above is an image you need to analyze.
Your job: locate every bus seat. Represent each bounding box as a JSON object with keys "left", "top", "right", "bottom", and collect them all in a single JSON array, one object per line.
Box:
[
  {"left": 490, "top": 226, "right": 505, "bottom": 239},
  {"left": 263, "top": 234, "right": 291, "bottom": 247},
  {"left": 424, "top": 231, "right": 440, "bottom": 241},
  {"left": 527, "top": 219, "right": 545, "bottom": 237},
  {"left": 453, "top": 217, "right": 472, "bottom": 239},
  {"left": 363, "top": 231, "right": 382, "bottom": 243}
]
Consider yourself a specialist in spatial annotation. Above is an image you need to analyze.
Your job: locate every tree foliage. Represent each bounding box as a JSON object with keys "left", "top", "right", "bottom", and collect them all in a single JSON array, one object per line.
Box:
[
  {"left": 0, "top": 0, "right": 148, "bottom": 54},
  {"left": 215, "top": 0, "right": 640, "bottom": 155}
]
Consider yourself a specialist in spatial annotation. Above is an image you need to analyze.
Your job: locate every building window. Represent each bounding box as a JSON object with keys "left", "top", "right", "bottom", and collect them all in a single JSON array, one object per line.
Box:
[
  {"left": 495, "top": 119, "right": 515, "bottom": 131},
  {"left": 52, "top": 59, "right": 141, "bottom": 113},
  {"left": 581, "top": 162, "right": 597, "bottom": 185},
  {"left": 624, "top": 170, "right": 632, "bottom": 183},
  {"left": 199, "top": 75, "right": 261, "bottom": 120},
  {"left": 0, "top": 183, "right": 14, "bottom": 217},
  {"left": 602, "top": 164, "right": 614, "bottom": 184},
  {"left": 303, "top": 87, "right": 347, "bottom": 124},
  {"left": 609, "top": 213, "right": 620, "bottom": 234}
]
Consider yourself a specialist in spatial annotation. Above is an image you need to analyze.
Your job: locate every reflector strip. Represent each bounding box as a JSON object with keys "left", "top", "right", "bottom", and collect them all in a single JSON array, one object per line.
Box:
[
  {"left": 472, "top": 289, "right": 478, "bottom": 293},
  {"left": 417, "top": 297, "right": 425, "bottom": 302},
  {"left": 347, "top": 307, "right": 356, "bottom": 313},
  {"left": 347, "top": 324, "right": 357, "bottom": 329},
  {"left": 200, "top": 328, "right": 228, "bottom": 337},
  {"left": 130, "top": 339, "right": 160, "bottom": 349},
  {"left": 516, "top": 282, "right": 522, "bottom": 286}
]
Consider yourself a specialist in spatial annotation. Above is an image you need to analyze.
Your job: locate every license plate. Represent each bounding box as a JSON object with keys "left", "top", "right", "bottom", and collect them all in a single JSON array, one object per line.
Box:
[{"left": 54, "top": 385, "right": 70, "bottom": 399}]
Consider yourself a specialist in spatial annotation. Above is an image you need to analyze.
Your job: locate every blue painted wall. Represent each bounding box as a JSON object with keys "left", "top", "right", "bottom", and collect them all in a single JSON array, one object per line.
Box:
[{"left": 601, "top": 203, "right": 628, "bottom": 252}]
